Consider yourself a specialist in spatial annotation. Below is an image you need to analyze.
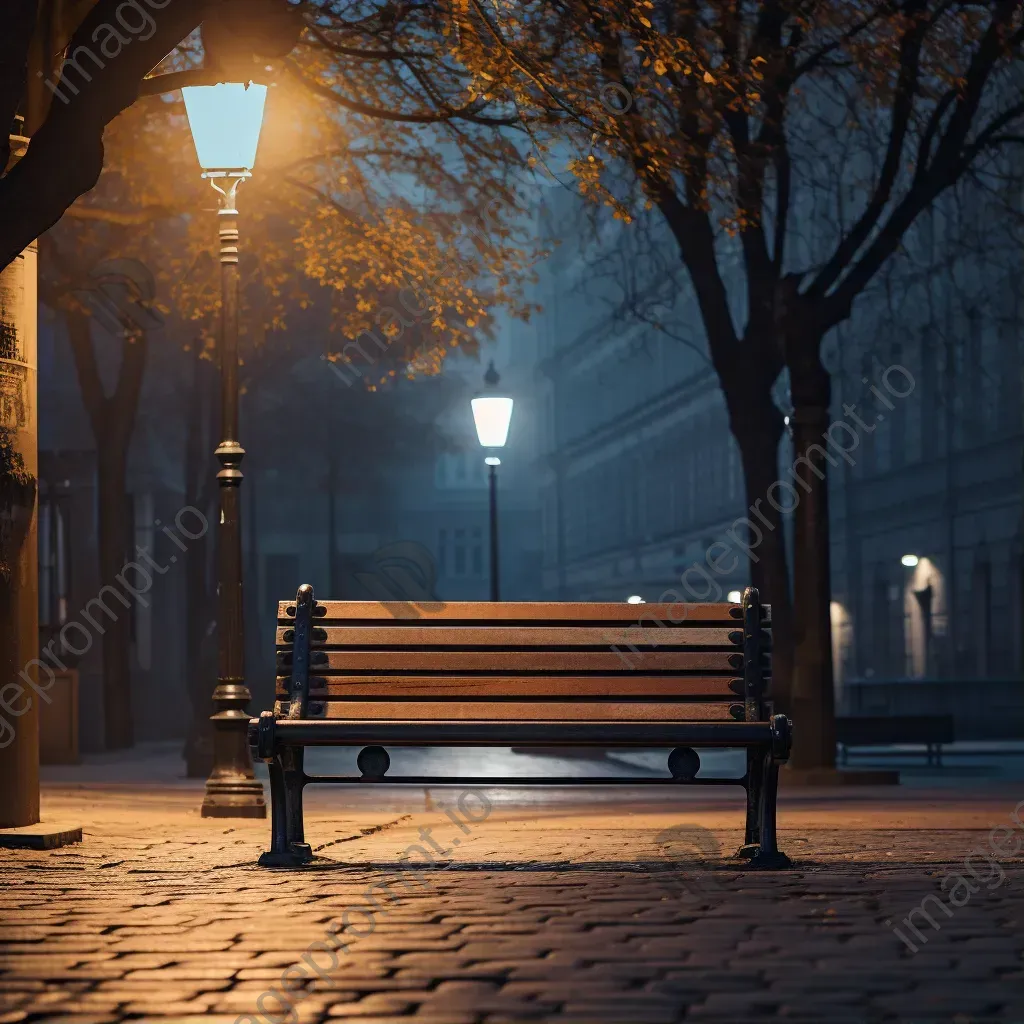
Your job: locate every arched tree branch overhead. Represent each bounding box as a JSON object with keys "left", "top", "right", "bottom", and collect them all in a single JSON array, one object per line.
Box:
[
  {"left": 0, "top": 0, "right": 536, "bottom": 270},
  {"left": 0, "top": 0, "right": 213, "bottom": 270}
]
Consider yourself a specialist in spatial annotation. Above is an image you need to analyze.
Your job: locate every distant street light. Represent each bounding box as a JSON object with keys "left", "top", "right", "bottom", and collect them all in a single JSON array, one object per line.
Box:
[
  {"left": 901, "top": 554, "right": 920, "bottom": 567},
  {"left": 627, "top": 595, "right": 644, "bottom": 605},
  {"left": 184, "top": 82, "right": 268, "bottom": 819},
  {"left": 471, "top": 362, "right": 514, "bottom": 601}
]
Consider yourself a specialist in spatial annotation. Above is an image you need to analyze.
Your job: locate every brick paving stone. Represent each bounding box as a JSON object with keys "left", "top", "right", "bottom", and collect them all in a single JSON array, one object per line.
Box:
[{"left": 2, "top": 779, "right": 1024, "bottom": 1022}]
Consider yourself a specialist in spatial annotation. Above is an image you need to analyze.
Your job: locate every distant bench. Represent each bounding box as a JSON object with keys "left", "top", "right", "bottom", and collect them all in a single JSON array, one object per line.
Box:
[
  {"left": 249, "top": 585, "right": 793, "bottom": 869},
  {"left": 836, "top": 715, "right": 954, "bottom": 765}
]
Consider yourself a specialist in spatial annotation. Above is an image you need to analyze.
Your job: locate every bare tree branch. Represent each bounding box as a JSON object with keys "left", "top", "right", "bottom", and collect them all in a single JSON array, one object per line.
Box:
[{"left": 808, "top": 0, "right": 931, "bottom": 301}]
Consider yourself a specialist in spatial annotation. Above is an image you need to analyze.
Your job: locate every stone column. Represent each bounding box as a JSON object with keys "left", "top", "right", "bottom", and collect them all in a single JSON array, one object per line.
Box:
[{"left": 0, "top": 241, "right": 39, "bottom": 829}]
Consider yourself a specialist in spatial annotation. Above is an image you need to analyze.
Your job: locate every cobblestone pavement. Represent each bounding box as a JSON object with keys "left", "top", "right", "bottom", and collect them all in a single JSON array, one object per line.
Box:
[{"left": 2, "top": 753, "right": 1024, "bottom": 1024}]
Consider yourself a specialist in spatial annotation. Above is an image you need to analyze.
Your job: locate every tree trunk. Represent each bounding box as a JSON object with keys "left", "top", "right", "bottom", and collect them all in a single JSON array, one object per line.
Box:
[
  {"left": 786, "top": 345, "right": 836, "bottom": 770},
  {"left": 94, "top": 439, "right": 133, "bottom": 749},
  {"left": 722, "top": 371, "right": 794, "bottom": 712},
  {"left": 65, "top": 312, "right": 147, "bottom": 750}
]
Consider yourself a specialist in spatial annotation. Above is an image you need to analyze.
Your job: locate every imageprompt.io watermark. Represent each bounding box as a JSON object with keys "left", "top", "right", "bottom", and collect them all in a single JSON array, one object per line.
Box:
[
  {"left": 607, "top": 361, "right": 916, "bottom": 665},
  {"left": 320, "top": 198, "right": 512, "bottom": 389},
  {"left": 0, "top": 256, "right": 170, "bottom": 747},
  {"left": 37, "top": 0, "right": 172, "bottom": 105},
  {"left": 0, "top": 505, "right": 207, "bottom": 748},
  {"left": 351, "top": 540, "right": 446, "bottom": 617},
  {"left": 237, "top": 789, "right": 493, "bottom": 1024},
  {"left": 886, "top": 798, "right": 1024, "bottom": 954},
  {"left": 653, "top": 823, "right": 724, "bottom": 904}
]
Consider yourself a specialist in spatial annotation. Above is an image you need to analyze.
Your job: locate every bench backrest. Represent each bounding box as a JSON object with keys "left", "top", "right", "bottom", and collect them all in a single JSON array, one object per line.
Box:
[{"left": 275, "top": 587, "right": 772, "bottom": 723}]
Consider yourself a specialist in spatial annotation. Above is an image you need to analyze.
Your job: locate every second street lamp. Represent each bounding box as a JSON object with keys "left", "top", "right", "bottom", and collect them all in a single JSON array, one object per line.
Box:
[
  {"left": 183, "top": 82, "right": 268, "bottom": 818},
  {"left": 471, "top": 362, "right": 514, "bottom": 602}
]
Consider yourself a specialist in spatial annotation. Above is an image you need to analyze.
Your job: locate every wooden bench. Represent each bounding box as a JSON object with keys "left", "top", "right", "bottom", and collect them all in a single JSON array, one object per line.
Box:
[
  {"left": 249, "top": 585, "right": 793, "bottom": 869},
  {"left": 837, "top": 715, "right": 954, "bottom": 765}
]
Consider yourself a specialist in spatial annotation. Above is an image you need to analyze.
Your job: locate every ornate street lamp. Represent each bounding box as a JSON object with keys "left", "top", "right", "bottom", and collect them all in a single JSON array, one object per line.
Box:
[
  {"left": 183, "top": 82, "right": 268, "bottom": 818},
  {"left": 471, "top": 362, "right": 514, "bottom": 602}
]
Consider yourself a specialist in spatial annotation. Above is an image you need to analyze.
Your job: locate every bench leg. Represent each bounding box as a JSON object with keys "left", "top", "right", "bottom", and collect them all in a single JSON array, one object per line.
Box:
[
  {"left": 736, "top": 749, "right": 762, "bottom": 859},
  {"left": 265, "top": 755, "right": 289, "bottom": 854},
  {"left": 258, "top": 747, "right": 313, "bottom": 867},
  {"left": 748, "top": 754, "right": 791, "bottom": 870}
]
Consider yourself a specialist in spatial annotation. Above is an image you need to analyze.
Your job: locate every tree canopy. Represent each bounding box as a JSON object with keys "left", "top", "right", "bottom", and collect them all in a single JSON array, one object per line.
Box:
[{"left": 442, "top": 0, "right": 1024, "bottom": 768}]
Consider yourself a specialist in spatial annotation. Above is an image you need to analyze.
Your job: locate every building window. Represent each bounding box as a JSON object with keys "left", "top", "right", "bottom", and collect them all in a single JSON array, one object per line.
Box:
[
  {"left": 870, "top": 574, "right": 892, "bottom": 677},
  {"left": 39, "top": 490, "right": 71, "bottom": 629}
]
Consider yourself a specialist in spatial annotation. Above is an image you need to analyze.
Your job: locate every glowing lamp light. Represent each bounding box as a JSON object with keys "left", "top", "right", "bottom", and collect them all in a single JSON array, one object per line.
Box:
[
  {"left": 484, "top": 456, "right": 501, "bottom": 466},
  {"left": 471, "top": 397, "right": 514, "bottom": 448},
  {"left": 901, "top": 554, "right": 920, "bottom": 567},
  {"left": 627, "top": 595, "right": 644, "bottom": 604},
  {"left": 472, "top": 362, "right": 514, "bottom": 449},
  {"left": 728, "top": 590, "right": 742, "bottom": 604},
  {"left": 183, "top": 82, "right": 268, "bottom": 172}
]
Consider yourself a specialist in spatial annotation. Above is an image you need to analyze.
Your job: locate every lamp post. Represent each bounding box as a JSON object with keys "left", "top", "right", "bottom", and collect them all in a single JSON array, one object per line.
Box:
[
  {"left": 471, "top": 363, "right": 514, "bottom": 602},
  {"left": 183, "top": 82, "right": 268, "bottom": 818}
]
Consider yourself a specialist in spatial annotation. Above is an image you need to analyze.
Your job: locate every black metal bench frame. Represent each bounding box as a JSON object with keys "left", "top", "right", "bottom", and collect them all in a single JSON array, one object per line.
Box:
[{"left": 249, "top": 585, "right": 793, "bottom": 869}]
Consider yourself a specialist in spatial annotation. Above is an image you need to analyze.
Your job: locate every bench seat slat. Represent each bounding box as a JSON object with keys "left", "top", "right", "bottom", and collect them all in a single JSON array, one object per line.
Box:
[
  {"left": 275, "top": 650, "right": 743, "bottom": 672},
  {"left": 279, "top": 600, "right": 769, "bottom": 624},
  {"left": 276, "top": 626, "right": 746, "bottom": 647},
  {"left": 281, "top": 700, "right": 742, "bottom": 721},
  {"left": 276, "top": 675, "right": 743, "bottom": 698}
]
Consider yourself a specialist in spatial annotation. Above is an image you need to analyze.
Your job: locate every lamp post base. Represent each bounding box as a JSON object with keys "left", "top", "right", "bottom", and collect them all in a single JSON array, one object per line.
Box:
[{"left": 201, "top": 777, "right": 266, "bottom": 818}]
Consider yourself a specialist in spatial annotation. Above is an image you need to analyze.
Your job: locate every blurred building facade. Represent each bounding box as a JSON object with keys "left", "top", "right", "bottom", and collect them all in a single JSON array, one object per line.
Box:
[{"left": 528, "top": 186, "right": 1024, "bottom": 711}]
